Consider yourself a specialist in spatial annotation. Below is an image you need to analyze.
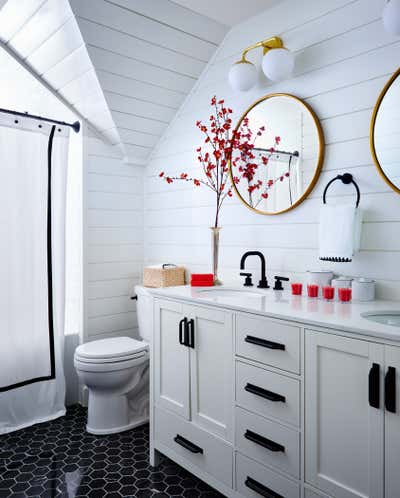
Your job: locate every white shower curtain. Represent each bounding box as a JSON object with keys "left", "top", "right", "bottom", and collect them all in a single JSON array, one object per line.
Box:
[{"left": 0, "top": 119, "right": 70, "bottom": 434}]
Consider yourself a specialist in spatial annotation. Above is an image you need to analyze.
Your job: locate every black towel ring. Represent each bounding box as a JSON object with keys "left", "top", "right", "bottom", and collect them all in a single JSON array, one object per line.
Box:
[{"left": 322, "top": 173, "right": 360, "bottom": 207}]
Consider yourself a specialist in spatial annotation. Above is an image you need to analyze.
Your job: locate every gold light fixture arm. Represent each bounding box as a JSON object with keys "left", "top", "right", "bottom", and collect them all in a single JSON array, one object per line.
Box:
[{"left": 240, "top": 36, "right": 284, "bottom": 63}]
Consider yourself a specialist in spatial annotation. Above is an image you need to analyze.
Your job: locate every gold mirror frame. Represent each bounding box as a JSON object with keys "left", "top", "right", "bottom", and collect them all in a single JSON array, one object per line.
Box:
[
  {"left": 229, "top": 93, "right": 325, "bottom": 215},
  {"left": 370, "top": 67, "right": 400, "bottom": 195}
]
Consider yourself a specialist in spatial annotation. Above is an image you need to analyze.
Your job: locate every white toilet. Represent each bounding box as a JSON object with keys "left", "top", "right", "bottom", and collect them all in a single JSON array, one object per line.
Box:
[{"left": 74, "top": 285, "right": 152, "bottom": 435}]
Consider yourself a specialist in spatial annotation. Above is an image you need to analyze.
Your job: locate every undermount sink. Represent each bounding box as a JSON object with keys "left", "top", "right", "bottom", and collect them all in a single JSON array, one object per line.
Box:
[
  {"left": 196, "top": 288, "right": 266, "bottom": 299},
  {"left": 361, "top": 311, "right": 400, "bottom": 327}
]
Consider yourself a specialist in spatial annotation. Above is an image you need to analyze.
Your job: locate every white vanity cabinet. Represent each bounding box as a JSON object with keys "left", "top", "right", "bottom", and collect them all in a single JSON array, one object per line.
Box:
[
  {"left": 305, "top": 330, "right": 400, "bottom": 498},
  {"left": 151, "top": 293, "right": 400, "bottom": 498}
]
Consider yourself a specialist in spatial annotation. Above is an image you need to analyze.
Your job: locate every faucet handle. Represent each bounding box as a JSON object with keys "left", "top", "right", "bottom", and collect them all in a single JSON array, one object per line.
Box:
[
  {"left": 273, "top": 276, "right": 289, "bottom": 291},
  {"left": 240, "top": 272, "right": 253, "bottom": 287}
]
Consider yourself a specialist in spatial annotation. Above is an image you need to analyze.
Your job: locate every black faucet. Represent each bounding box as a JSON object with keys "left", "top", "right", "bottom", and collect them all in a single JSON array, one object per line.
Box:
[{"left": 240, "top": 251, "right": 269, "bottom": 289}]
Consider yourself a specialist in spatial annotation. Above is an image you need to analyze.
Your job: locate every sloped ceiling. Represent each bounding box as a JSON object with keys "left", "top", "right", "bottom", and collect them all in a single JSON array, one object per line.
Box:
[
  {"left": 0, "top": 0, "right": 118, "bottom": 144},
  {"left": 69, "top": 0, "right": 229, "bottom": 164},
  {"left": 0, "top": 0, "right": 263, "bottom": 164}
]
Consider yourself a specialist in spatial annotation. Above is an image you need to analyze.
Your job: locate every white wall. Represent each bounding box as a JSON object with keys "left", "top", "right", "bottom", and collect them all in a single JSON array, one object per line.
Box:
[
  {"left": 144, "top": 0, "right": 400, "bottom": 300},
  {"left": 84, "top": 136, "right": 143, "bottom": 342}
]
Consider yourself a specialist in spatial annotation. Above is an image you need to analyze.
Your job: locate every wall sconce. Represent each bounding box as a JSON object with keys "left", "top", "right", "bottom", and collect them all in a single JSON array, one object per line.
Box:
[
  {"left": 228, "top": 36, "right": 294, "bottom": 92},
  {"left": 383, "top": 0, "right": 400, "bottom": 35}
]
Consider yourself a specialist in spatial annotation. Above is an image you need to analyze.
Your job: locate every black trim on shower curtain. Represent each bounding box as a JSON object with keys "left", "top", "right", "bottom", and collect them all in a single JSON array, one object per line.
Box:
[{"left": 0, "top": 126, "right": 56, "bottom": 392}]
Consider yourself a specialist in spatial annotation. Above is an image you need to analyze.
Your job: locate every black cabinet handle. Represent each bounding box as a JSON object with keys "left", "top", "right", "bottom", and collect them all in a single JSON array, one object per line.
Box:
[
  {"left": 245, "top": 383, "right": 286, "bottom": 403},
  {"left": 174, "top": 434, "right": 203, "bottom": 454},
  {"left": 179, "top": 318, "right": 188, "bottom": 346},
  {"left": 369, "top": 363, "right": 380, "bottom": 409},
  {"left": 244, "top": 429, "right": 285, "bottom": 453},
  {"left": 385, "top": 366, "right": 396, "bottom": 413},
  {"left": 245, "top": 476, "right": 283, "bottom": 498},
  {"left": 187, "top": 319, "right": 195, "bottom": 348},
  {"left": 245, "top": 335, "right": 285, "bottom": 350}
]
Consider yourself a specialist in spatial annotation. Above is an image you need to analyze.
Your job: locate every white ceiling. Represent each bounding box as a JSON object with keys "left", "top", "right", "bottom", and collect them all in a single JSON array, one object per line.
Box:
[
  {"left": 171, "top": 0, "right": 281, "bottom": 27},
  {"left": 0, "top": 0, "right": 275, "bottom": 163}
]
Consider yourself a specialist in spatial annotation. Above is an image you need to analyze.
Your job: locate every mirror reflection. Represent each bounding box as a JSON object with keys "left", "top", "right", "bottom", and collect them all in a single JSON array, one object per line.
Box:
[
  {"left": 372, "top": 70, "right": 400, "bottom": 193},
  {"left": 230, "top": 94, "right": 324, "bottom": 215}
]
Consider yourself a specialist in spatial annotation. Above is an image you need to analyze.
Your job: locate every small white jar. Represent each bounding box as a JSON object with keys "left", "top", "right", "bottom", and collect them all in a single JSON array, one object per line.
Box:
[
  {"left": 352, "top": 278, "right": 375, "bottom": 302},
  {"left": 307, "top": 270, "right": 333, "bottom": 287},
  {"left": 332, "top": 276, "right": 353, "bottom": 289}
]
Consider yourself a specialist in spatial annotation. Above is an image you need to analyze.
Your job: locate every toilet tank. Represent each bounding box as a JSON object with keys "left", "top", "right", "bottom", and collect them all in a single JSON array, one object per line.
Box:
[{"left": 134, "top": 285, "right": 153, "bottom": 344}]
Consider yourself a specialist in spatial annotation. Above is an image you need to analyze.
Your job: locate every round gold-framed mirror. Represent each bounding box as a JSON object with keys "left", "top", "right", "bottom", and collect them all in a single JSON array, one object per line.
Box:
[
  {"left": 370, "top": 67, "right": 400, "bottom": 195},
  {"left": 229, "top": 93, "right": 324, "bottom": 215}
]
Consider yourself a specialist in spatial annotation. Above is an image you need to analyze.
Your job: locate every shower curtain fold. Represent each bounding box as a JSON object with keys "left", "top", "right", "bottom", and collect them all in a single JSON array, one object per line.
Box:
[{"left": 0, "top": 122, "right": 69, "bottom": 434}]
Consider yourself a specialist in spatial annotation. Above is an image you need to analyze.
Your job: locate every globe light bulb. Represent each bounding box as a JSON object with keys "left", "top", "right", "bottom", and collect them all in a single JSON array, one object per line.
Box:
[
  {"left": 383, "top": 0, "right": 400, "bottom": 35},
  {"left": 262, "top": 48, "right": 295, "bottom": 82},
  {"left": 228, "top": 61, "right": 257, "bottom": 91}
]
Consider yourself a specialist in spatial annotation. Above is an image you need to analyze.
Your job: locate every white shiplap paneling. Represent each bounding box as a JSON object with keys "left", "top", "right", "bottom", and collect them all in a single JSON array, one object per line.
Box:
[
  {"left": 144, "top": 0, "right": 400, "bottom": 300},
  {"left": 85, "top": 137, "right": 143, "bottom": 342}
]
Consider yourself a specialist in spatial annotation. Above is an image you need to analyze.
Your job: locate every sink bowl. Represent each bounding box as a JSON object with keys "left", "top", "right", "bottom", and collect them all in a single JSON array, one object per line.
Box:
[
  {"left": 196, "top": 288, "right": 265, "bottom": 299},
  {"left": 361, "top": 311, "right": 400, "bottom": 327}
]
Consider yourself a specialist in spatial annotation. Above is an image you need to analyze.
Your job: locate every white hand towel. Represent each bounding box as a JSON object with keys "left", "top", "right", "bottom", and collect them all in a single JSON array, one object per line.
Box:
[{"left": 319, "top": 204, "right": 362, "bottom": 262}]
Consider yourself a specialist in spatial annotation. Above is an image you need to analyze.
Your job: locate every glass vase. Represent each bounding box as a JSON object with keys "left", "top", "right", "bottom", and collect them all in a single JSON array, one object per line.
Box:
[{"left": 210, "top": 227, "right": 222, "bottom": 286}]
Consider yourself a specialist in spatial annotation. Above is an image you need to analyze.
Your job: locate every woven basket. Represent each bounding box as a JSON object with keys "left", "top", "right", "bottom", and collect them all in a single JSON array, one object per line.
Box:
[{"left": 143, "top": 264, "right": 186, "bottom": 288}]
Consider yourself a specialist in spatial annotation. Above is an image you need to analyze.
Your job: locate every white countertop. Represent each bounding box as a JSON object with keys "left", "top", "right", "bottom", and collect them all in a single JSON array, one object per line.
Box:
[{"left": 147, "top": 285, "right": 400, "bottom": 342}]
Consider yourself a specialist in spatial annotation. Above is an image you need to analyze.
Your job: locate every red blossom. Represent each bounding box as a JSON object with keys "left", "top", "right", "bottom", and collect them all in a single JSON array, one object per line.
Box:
[
  {"left": 194, "top": 179, "right": 201, "bottom": 186},
  {"left": 159, "top": 171, "right": 164, "bottom": 177},
  {"left": 166, "top": 177, "right": 173, "bottom": 184}
]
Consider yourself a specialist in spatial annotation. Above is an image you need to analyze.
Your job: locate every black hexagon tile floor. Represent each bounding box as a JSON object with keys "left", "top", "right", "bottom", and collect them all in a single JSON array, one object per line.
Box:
[{"left": 0, "top": 405, "right": 225, "bottom": 498}]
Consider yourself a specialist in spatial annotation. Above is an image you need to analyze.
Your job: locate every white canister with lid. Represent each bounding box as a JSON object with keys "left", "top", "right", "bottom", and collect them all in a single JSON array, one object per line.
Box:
[
  {"left": 332, "top": 276, "right": 353, "bottom": 289},
  {"left": 352, "top": 278, "right": 375, "bottom": 302},
  {"left": 307, "top": 270, "right": 333, "bottom": 287}
]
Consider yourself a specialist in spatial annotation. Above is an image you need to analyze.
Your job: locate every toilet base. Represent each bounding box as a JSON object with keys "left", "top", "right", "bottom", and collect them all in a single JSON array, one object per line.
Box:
[
  {"left": 87, "top": 416, "right": 149, "bottom": 435},
  {"left": 86, "top": 389, "right": 149, "bottom": 435}
]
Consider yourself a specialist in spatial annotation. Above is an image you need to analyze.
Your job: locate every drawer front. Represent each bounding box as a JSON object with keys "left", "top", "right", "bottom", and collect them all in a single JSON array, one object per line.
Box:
[
  {"left": 236, "top": 314, "right": 300, "bottom": 374},
  {"left": 235, "top": 406, "right": 300, "bottom": 478},
  {"left": 154, "top": 407, "right": 232, "bottom": 487},
  {"left": 236, "top": 361, "right": 300, "bottom": 427},
  {"left": 236, "top": 452, "right": 300, "bottom": 498}
]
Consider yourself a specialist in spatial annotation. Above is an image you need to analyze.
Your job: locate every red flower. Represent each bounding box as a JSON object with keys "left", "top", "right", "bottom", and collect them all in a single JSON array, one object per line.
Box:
[
  {"left": 166, "top": 177, "right": 173, "bottom": 184},
  {"left": 180, "top": 173, "right": 188, "bottom": 179},
  {"left": 159, "top": 172, "right": 164, "bottom": 177},
  {"left": 194, "top": 179, "right": 201, "bottom": 186},
  {"left": 275, "top": 136, "right": 281, "bottom": 144},
  {"left": 262, "top": 193, "right": 268, "bottom": 199}
]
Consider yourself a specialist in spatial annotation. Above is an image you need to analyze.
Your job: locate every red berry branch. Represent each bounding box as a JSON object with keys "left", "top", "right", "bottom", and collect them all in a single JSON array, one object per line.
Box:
[
  {"left": 160, "top": 95, "right": 290, "bottom": 225},
  {"left": 160, "top": 96, "right": 234, "bottom": 228}
]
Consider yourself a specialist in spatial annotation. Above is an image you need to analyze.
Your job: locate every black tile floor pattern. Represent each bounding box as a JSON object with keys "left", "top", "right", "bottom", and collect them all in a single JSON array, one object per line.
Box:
[{"left": 0, "top": 405, "right": 225, "bottom": 498}]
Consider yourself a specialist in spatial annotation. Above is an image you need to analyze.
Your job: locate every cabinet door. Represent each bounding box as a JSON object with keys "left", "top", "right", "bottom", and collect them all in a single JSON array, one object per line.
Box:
[
  {"left": 384, "top": 345, "right": 400, "bottom": 498},
  {"left": 305, "top": 330, "right": 384, "bottom": 498},
  {"left": 186, "top": 304, "right": 233, "bottom": 441},
  {"left": 154, "top": 299, "right": 190, "bottom": 419}
]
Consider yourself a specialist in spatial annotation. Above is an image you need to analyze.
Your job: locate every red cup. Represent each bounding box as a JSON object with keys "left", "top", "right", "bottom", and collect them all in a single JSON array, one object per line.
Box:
[
  {"left": 322, "top": 286, "right": 335, "bottom": 300},
  {"left": 307, "top": 284, "right": 319, "bottom": 298},
  {"left": 291, "top": 283, "right": 302, "bottom": 295},
  {"left": 338, "top": 287, "right": 352, "bottom": 302}
]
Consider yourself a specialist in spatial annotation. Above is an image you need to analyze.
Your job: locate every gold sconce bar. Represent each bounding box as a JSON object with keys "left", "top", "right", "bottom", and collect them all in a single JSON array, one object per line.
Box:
[{"left": 240, "top": 36, "right": 284, "bottom": 63}]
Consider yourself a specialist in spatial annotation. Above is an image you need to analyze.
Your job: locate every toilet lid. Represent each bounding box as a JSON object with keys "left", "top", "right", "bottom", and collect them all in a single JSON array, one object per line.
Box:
[{"left": 75, "top": 337, "right": 148, "bottom": 362}]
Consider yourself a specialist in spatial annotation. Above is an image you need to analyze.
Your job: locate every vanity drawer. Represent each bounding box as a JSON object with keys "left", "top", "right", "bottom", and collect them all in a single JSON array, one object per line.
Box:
[
  {"left": 236, "top": 361, "right": 300, "bottom": 427},
  {"left": 236, "top": 314, "right": 300, "bottom": 374},
  {"left": 235, "top": 406, "right": 300, "bottom": 478},
  {"left": 236, "top": 452, "right": 300, "bottom": 498},
  {"left": 154, "top": 407, "right": 232, "bottom": 487}
]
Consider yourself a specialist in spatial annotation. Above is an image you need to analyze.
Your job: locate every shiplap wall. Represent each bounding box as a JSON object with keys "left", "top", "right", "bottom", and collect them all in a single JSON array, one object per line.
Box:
[
  {"left": 84, "top": 136, "right": 143, "bottom": 342},
  {"left": 144, "top": 0, "right": 400, "bottom": 300}
]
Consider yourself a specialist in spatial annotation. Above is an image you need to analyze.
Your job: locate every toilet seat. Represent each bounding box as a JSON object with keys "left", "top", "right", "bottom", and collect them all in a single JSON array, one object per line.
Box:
[{"left": 75, "top": 336, "right": 148, "bottom": 364}]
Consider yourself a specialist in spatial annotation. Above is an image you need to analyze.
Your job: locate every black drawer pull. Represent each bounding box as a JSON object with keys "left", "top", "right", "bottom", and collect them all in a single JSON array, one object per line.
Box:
[
  {"left": 245, "top": 335, "right": 285, "bottom": 350},
  {"left": 187, "top": 318, "right": 195, "bottom": 348},
  {"left": 385, "top": 366, "right": 396, "bottom": 413},
  {"left": 245, "top": 476, "right": 283, "bottom": 498},
  {"left": 369, "top": 363, "right": 380, "bottom": 409},
  {"left": 244, "top": 429, "right": 285, "bottom": 453},
  {"left": 174, "top": 434, "right": 203, "bottom": 454},
  {"left": 179, "top": 317, "right": 188, "bottom": 346},
  {"left": 245, "top": 383, "right": 286, "bottom": 403}
]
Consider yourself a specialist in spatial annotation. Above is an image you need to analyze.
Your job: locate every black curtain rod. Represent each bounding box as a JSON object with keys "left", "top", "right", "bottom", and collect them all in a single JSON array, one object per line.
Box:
[{"left": 0, "top": 107, "right": 80, "bottom": 133}]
